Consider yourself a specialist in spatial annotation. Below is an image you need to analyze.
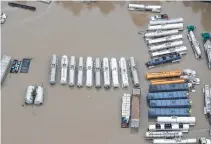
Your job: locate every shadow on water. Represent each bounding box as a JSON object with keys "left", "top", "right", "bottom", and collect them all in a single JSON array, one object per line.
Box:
[
  {"left": 128, "top": 1, "right": 161, "bottom": 27},
  {"left": 56, "top": 1, "right": 126, "bottom": 16},
  {"left": 183, "top": 1, "right": 211, "bottom": 31}
]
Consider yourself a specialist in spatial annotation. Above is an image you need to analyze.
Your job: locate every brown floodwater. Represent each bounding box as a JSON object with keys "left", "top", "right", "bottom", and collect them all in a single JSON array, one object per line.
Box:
[{"left": 1, "top": 1, "right": 211, "bottom": 144}]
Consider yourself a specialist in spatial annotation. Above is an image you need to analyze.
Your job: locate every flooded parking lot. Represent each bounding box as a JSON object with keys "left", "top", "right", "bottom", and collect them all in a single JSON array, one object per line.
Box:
[{"left": 1, "top": 1, "right": 211, "bottom": 144}]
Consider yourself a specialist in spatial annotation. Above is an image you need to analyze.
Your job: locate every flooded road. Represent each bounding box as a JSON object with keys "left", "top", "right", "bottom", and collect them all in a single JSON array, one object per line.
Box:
[{"left": 1, "top": 1, "right": 211, "bottom": 144}]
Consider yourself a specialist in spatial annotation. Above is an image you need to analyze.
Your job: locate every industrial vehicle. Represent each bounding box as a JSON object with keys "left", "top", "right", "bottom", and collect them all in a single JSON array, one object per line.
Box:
[
  {"left": 128, "top": 4, "right": 161, "bottom": 12},
  {"left": 25, "top": 83, "right": 44, "bottom": 105},
  {"left": 203, "top": 85, "right": 211, "bottom": 115},
  {"left": 147, "top": 91, "right": 188, "bottom": 102},
  {"left": 69, "top": 56, "right": 76, "bottom": 87},
  {"left": 8, "top": 2, "right": 36, "bottom": 11},
  {"left": 49, "top": 54, "right": 58, "bottom": 85},
  {"left": 102, "top": 57, "right": 111, "bottom": 89},
  {"left": 128, "top": 57, "right": 140, "bottom": 87},
  {"left": 77, "top": 57, "right": 84, "bottom": 88},
  {"left": 147, "top": 34, "right": 183, "bottom": 45},
  {"left": 199, "top": 137, "right": 211, "bottom": 144},
  {"left": 202, "top": 32, "right": 211, "bottom": 68},
  {"left": 1, "top": 55, "right": 11, "bottom": 84},
  {"left": 150, "top": 78, "right": 186, "bottom": 85},
  {"left": 145, "top": 131, "right": 182, "bottom": 140},
  {"left": 1, "top": 12, "right": 7, "bottom": 24},
  {"left": 157, "top": 116, "right": 196, "bottom": 126},
  {"left": 119, "top": 57, "right": 129, "bottom": 88},
  {"left": 86, "top": 57, "right": 93, "bottom": 88},
  {"left": 10, "top": 60, "right": 21, "bottom": 73},
  {"left": 151, "top": 46, "right": 187, "bottom": 58},
  {"left": 148, "top": 108, "right": 191, "bottom": 118},
  {"left": 148, "top": 123, "right": 190, "bottom": 133},
  {"left": 131, "top": 88, "right": 140, "bottom": 129},
  {"left": 148, "top": 83, "right": 191, "bottom": 92},
  {"left": 146, "top": 70, "right": 182, "bottom": 80},
  {"left": 121, "top": 93, "right": 131, "bottom": 128},
  {"left": 110, "top": 58, "right": 120, "bottom": 88},
  {"left": 152, "top": 138, "right": 197, "bottom": 144},
  {"left": 146, "top": 53, "right": 181, "bottom": 69},
  {"left": 144, "top": 29, "right": 179, "bottom": 38},
  {"left": 149, "top": 18, "right": 183, "bottom": 26},
  {"left": 148, "top": 23, "right": 184, "bottom": 31},
  {"left": 149, "top": 99, "right": 192, "bottom": 108},
  {"left": 150, "top": 14, "right": 168, "bottom": 21},
  {"left": 187, "top": 25, "right": 202, "bottom": 59},
  {"left": 60, "top": 55, "right": 69, "bottom": 85},
  {"left": 94, "top": 58, "right": 101, "bottom": 88},
  {"left": 149, "top": 40, "right": 183, "bottom": 52}
]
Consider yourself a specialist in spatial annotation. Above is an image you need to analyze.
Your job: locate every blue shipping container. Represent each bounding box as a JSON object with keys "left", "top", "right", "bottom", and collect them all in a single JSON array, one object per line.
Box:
[
  {"left": 149, "top": 99, "right": 192, "bottom": 108},
  {"left": 147, "top": 91, "right": 188, "bottom": 102},
  {"left": 149, "top": 83, "right": 189, "bottom": 93},
  {"left": 148, "top": 108, "right": 191, "bottom": 118}
]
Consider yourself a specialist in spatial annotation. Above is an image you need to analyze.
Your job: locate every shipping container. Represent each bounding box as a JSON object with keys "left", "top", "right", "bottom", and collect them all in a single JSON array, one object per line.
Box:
[
  {"left": 147, "top": 91, "right": 188, "bottom": 102},
  {"left": 149, "top": 83, "right": 190, "bottom": 93},
  {"left": 153, "top": 138, "right": 197, "bottom": 144},
  {"left": 131, "top": 88, "right": 140, "bottom": 128},
  {"left": 146, "top": 70, "right": 182, "bottom": 80},
  {"left": 149, "top": 99, "right": 192, "bottom": 108},
  {"left": 148, "top": 123, "right": 189, "bottom": 133},
  {"left": 121, "top": 93, "right": 131, "bottom": 128},
  {"left": 157, "top": 116, "right": 196, "bottom": 125},
  {"left": 145, "top": 131, "right": 183, "bottom": 140},
  {"left": 1, "top": 55, "right": 11, "bottom": 84},
  {"left": 148, "top": 108, "right": 191, "bottom": 118}
]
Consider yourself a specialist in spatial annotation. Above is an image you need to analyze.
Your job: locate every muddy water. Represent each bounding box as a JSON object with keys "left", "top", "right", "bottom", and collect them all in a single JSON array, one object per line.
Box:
[{"left": 1, "top": 1, "right": 211, "bottom": 144}]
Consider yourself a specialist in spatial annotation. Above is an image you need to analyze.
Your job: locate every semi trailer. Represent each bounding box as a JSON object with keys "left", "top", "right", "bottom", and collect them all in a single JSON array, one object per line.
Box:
[
  {"left": 149, "top": 18, "right": 184, "bottom": 26},
  {"left": 147, "top": 91, "right": 188, "bottom": 102},
  {"left": 148, "top": 83, "right": 191, "bottom": 93},
  {"left": 203, "top": 85, "right": 211, "bottom": 117},
  {"left": 110, "top": 58, "right": 120, "bottom": 88},
  {"left": 148, "top": 108, "right": 191, "bottom": 118},
  {"left": 130, "top": 88, "right": 140, "bottom": 129},
  {"left": 86, "top": 57, "right": 93, "bottom": 88},
  {"left": 149, "top": 40, "right": 183, "bottom": 52},
  {"left": 60, "top": 55, "right": 68, "bottom": 85},
  {"left": 148, "top": 23, "right": 184, "bottom": 31},
  {"left": 102, "top": 57, "right": 111, "bottom": 89},
  {"left": 146, "top": 70, "right": 182, "bottom": 80},
  {"left": 145, "top": 131, "right": 183, "bottom": 140},
  {"left": 149, "top": 99, "right": 192, "bottom": 108},
  {"left": 202, "top": 33, "right": 211, "bottom": 68},
  {"left": 121, "top": 93, "right": 131, "bottom": 128},
  {"left": 119, "top": 57, "right": 129, "bottom": 88},
  {"left": 150, "top": 78, "right": 186, "bottom": 85},
  {"left": 68, "top": 56, "right": 76, "bottom": 87},
  {"left": 94, "top": 58, "right": 101, "bottom": 88},
  {"left": 128, "top": 4, "right": 161, "bottom": 12},
  {"left": 77, "top": 57, "right": 84, "bottom": 87},
  {"left": 146, "top": 34, "right": 183, "bottom": 45},
  {"left": 128, "top": 57, "right": 140, "bottom": 87},
  {"left": 49, "top": 54, "right": 58, "bottom": 85},
  {"left": 144, "top": 29, "right": 179, "bottom": 38},
  {"left": 152, "top": 138, "right": 197, "bottom": 144}
]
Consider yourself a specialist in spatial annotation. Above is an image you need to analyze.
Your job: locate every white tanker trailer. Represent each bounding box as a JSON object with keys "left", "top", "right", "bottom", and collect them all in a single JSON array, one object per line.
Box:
[
  {"left": 144, "top": 30, "right": 179, "bottom": 38},
  {"left": 145, "top": 131, "right": 183, "bottom": 140},
  {"left": 148, "top": 23, "right": 184, "bottom": 31},
  {"left": 128, "top": 4, "right": 161, "bottom": 12},
  {"left": 149, "top": 40, "right": 183, "bottom": 52},
  {"left": 147, "top": 34, "right": 183, "bottom": 45},
  {"left": 151, "top": 46, "right": 187, "bottom": 58},
  {"left": 60, "top": 55, "right": 69, "bottom": 85},
  {"left": 49, "top": 54, "right": 58, "bottom": 85},
  {"left": 157, "top": 116, "right": 196, "bottom": 126},
  {"left": 153, "top": 138, "right": 197, "bottom": 144},
  {"left": 69, "top": 56, "right": 76, "bottom": 87},
  {"left": 149, "top": 18, "right": 183, "bottom": 26}
]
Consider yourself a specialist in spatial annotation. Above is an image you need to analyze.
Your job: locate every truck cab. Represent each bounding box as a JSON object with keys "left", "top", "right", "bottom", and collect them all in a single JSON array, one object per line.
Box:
[{"left": 199, "top": 137, "right": 211, "bottom": 144}]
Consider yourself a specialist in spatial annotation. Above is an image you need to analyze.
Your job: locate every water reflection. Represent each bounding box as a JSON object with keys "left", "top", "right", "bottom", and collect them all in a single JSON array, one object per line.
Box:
[
  {"left": 128, "top": 1, "right": 161, "bottom": 27},
  {"left": 57, "top": 1, "right": 126, "bottom": 16},
  {"left": 183, "top": 1, "right": 211, "bottom": 30}
]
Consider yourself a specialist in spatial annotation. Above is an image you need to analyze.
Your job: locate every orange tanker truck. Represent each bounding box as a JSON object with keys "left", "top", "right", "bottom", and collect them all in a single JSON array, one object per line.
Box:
[
  {"left": 150, "top": 78, "right": 186, "bottom": 85},
  {"left": 146, "top": 70, "right": 182, "bottom": 80}
]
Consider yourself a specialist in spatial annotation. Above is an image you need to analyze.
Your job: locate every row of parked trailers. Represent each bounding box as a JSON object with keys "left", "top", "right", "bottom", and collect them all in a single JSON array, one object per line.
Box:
[
  {"left": 49, "top": 55, "right": 140, "bottom": 89},
  {"left": 144, "top": 17, "right": 187, "bottom": 68}
]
